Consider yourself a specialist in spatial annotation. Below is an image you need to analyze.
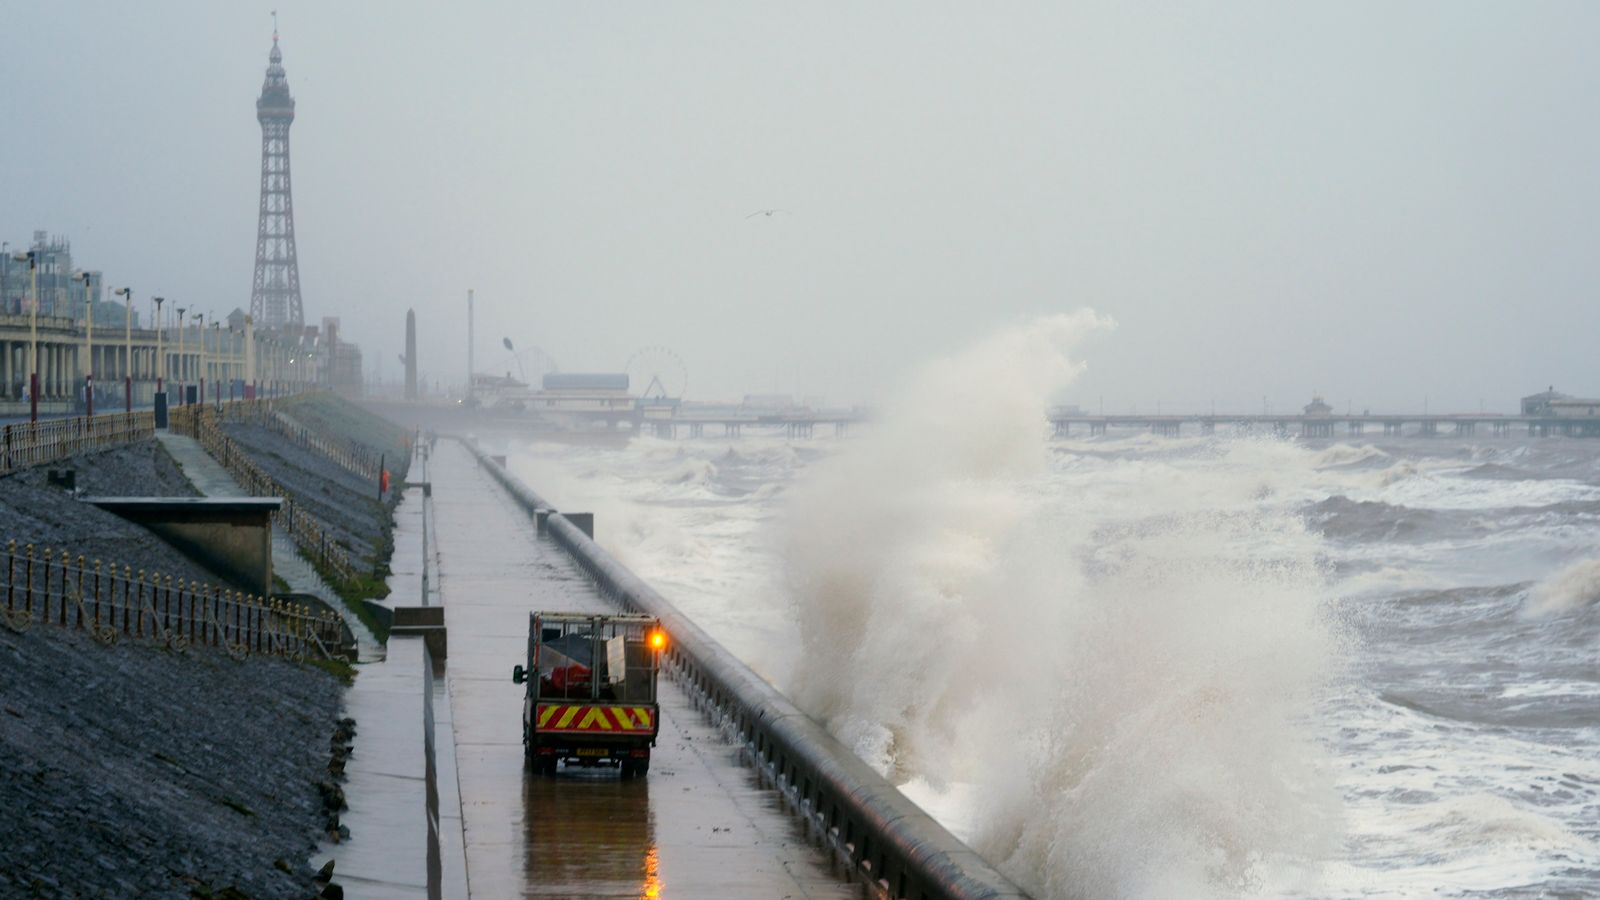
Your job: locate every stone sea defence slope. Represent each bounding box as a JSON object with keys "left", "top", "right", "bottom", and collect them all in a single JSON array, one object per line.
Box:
[
  {"left": 0, "top": 432, "right": 360, "bottom": 897},
  {"left": 276, "top": 393, "right": 413, "bottom": 483},
  {"left": 0, "top": 606, "right": 343, "bottom": 897},
  {"left": 221, "top": 420, "right": 390, "bottom": 566},
  {"left": 219, "top": 394, "right": 411, "bottom": 587}
]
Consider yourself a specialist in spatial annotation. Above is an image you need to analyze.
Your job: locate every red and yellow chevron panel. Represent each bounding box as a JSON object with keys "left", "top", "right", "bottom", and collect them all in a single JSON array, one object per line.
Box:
[{"left": 536, "top": 703, "right": 656, "bottom": 735}]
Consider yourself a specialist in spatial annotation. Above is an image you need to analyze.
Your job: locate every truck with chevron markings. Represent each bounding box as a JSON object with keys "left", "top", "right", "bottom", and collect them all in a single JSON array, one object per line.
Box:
[{"left": 512, "top": 611, "right": 664, "bottom": 778}]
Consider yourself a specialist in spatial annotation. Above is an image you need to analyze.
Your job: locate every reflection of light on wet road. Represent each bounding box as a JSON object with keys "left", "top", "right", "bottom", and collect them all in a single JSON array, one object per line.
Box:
[
  {"left": 642, "top": 845, "right": 661, "bottom": 899},
  {"left": 523, "top": 770, "right": 654, "bottom": 896},
  {"left": 431, "top": 442, "right": 859, "bottom": 898}
]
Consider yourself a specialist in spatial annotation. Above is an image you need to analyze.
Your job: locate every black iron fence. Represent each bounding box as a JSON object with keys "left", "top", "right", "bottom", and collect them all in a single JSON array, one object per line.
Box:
[
  {"left": 0, "top": 411, "right": 155, "bottom": 473},
  {"left": 0, "top": 540, "right": 345, "bottom": 660}
]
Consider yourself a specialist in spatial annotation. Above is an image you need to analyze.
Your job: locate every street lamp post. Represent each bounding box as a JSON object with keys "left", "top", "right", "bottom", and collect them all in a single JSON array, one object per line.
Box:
[
  {"left": 228, "top": 326, "right": 242, "bottom": 401},
  {"left": 114, "top": 287, "right": 133, "bottom": 413},
  {"left": 268, "top": 337, "right": 280, "bottom": 397},
  {"left": 192, "top": 312, "right": 206, "bottom": 404},
  {"left": 153, "top": 297, "right": 165, "bottom": 395},
  {"left": 211, "top": 322, "right": 222, "bottom": 408},
  {"left": 73, "top": 271, "right": 94, "bottom": 417},
  {"left": 174, "top": 306, "right": 187, "bottom": 403},
  {"left": 243, "top": 316, "right": 255, "bottom": 400},
  {"left": 11, "top": 251, "right": 40, "bottom": 423}
]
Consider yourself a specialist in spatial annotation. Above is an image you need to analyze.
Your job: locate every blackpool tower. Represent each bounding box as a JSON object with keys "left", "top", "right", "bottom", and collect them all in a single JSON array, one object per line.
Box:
[{"left": 249, "top": 27, "right": 304, "bottom": 330}]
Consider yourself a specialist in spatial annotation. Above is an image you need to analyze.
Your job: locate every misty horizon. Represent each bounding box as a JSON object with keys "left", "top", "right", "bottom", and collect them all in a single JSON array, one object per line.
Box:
[{"left": 4, "top": 3, "right": 1598, "bottom": 412}]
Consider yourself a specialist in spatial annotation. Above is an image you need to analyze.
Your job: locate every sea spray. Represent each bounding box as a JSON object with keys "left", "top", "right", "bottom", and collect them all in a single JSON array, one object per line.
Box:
[
  {"left": 974, "top": 487, "right": 1341, "bottom": 898},
  {"left": 781, "top": 312, "right": 1110, "bottom": 777},
  {"left": 503, "top": 406, "right": 1600, "bottom": 894},
  {"left": 781, "top": 314, "right": 1342, "bottom": 897},
  {"left": 1521, "top": 557, "right": 1600, "bottom": 617}
]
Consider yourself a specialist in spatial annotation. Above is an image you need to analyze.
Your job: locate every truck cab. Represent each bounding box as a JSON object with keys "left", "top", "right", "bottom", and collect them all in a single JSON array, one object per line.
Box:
[{"left": 512, "top": 612, "right": 663, "bottom": 778}]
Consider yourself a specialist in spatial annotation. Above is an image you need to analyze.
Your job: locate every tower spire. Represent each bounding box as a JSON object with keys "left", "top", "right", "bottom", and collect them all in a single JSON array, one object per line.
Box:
[{"left": 250, "top": 27, "right": 304, "bottom": 330}]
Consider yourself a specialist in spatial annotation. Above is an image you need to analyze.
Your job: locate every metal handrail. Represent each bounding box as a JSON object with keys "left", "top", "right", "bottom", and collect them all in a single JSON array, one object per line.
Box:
[
  {"left": 0, "top": 411, "right": 155, "bottom": 473},
  {"left": 0, "top": 540, "right": 344, "bottom": 660}
]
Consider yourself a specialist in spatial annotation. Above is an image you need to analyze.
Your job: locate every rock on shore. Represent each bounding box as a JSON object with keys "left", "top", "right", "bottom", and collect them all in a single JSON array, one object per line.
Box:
[{"left": 0, "top": 623, "right": 342, "bottom": 897}]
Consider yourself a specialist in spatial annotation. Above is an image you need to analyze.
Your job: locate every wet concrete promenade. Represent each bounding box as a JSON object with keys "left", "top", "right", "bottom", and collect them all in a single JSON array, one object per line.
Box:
[{"left": 430, "top": 440, "right": 859, "bottom": 898}]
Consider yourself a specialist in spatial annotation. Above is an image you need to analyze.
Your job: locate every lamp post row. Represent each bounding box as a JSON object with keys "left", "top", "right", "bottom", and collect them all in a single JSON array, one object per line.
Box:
[{"left": 2, "top": 256, "right": 288, "bottom": 421}]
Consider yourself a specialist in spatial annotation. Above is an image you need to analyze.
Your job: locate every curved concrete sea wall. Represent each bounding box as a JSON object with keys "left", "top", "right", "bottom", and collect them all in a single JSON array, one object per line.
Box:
[{"left": 465, "top": 440, "right": 1029, "bottom": 900}]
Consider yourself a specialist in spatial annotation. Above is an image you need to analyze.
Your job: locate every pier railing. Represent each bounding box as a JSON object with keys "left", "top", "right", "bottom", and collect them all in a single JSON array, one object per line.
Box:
[
  {"left": 466, "top": 441, "right": 1028, "bottom": 900},
  {"left": 0, "top": 540, "right": 346, "bottom": 661},
  {"left": 0, "top": 411, "right": 155, "bottom": 474},
  {"left": 1048, "top": 411, "right": 1600, "bottom": 438}
]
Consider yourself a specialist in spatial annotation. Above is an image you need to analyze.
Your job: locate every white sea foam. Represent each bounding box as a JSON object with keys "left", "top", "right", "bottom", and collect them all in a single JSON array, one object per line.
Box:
[
  {"left": 507, "top": 435, "right": 808, "bottom": 678},
  {"left": 499, "top": 322, "right": 1600, "bottom": 896},
  {"left": 1312, "top": 443, "right": 1391, "bottom": 470},
  {"left": 780, "top": 313, "right": 1342, "bottom": 897},
  {"left": 1522, "top": 558, "right": 1600, "bottom": 617}
]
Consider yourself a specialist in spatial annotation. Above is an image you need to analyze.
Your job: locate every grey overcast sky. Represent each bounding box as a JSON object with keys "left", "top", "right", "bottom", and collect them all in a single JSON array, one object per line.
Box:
[{"left": 3, "top": 2, "right": 1597, "bottom": 412}]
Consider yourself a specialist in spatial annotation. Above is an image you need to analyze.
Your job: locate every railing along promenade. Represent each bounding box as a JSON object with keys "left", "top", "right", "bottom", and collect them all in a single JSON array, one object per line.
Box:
[
  {"left": 0, "top": 410, "right": 154, "bottom": 473},
  {"left": 265, "top": 410, "right": 384, "bottom": 481},
  {"left": 205, "top": 398, "right": 384, "bottom": 481},
  {"left": 172, "top": 402, "right": 362, "bottom": 590},
  {"left": 0, "top": 539, "right": 345, "bottom": 660},
  {"left": 465, "top": 440, "right": 1028, "bottom": 900},
  {"left": 1050, "top": 411, "right": 1600, "bottom": 438}
]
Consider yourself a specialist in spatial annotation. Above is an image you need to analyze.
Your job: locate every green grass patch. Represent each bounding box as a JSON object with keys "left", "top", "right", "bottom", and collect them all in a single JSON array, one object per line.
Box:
[
  {"left": 304, "top": 656, "right": 356, "bottom": 686},
  {"left": 297, "top": 548, "right": 391, "bottom": 643}
]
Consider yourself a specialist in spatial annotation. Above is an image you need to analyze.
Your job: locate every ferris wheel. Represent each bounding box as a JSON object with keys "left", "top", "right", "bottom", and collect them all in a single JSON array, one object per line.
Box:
[{"left": 625, "top": 346, "right": 688, "bottom": 400}]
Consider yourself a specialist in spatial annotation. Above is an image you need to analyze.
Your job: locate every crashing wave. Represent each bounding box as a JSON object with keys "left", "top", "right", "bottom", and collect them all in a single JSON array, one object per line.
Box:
[{"left": 1522, "top": 559, "right": 1600, "bottom": 617}]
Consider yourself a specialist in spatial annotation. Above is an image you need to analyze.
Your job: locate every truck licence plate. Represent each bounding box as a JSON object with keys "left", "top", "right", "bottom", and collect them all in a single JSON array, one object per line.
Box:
[{"left": 575, "top": 748, "right": 607, "bottom": 757}]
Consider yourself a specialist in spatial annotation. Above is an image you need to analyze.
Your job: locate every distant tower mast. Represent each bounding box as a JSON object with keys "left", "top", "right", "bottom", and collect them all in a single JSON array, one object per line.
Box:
[
  {"left": 249, "top": 15, "right": 305, "bottom": 330},
  {"left": 405, "top": 309, "right": 418, "bottom": 400}
]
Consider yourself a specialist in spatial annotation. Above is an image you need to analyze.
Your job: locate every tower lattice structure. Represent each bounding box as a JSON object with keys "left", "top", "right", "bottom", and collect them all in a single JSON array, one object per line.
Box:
[{"left": 250, "top": 31, "right": 304, "bottom": 330}]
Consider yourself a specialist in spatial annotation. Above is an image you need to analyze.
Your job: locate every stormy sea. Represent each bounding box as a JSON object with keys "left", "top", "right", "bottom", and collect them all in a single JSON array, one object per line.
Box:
[{"left": 503, "top": 317, "right": 1600, "bottom": 898}]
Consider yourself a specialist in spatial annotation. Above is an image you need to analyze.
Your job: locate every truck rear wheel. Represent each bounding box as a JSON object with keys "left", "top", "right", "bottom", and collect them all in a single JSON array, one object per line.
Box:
[{"left": 621, "top": 757, "right": 649, "bottom": 779}]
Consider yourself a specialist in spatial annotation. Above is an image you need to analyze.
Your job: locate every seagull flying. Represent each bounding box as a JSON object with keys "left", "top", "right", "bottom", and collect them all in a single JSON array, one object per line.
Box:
[{"left": 746, "top": 209, "right": 791, "bottom": 218}]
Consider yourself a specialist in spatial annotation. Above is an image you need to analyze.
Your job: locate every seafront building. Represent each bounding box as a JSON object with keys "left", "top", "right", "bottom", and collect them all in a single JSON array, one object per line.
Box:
[
  {"left": 0, "top": 232, "right": 113, "bottom": 320},
  {"left": 1522, "top": 387, "right": 1600, "bottom": 418}
]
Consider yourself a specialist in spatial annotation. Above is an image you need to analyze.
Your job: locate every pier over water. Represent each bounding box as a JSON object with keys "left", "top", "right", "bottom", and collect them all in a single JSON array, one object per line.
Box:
[{"left": 1050, "top": 411, "right": 1600, "bottom": 438}]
